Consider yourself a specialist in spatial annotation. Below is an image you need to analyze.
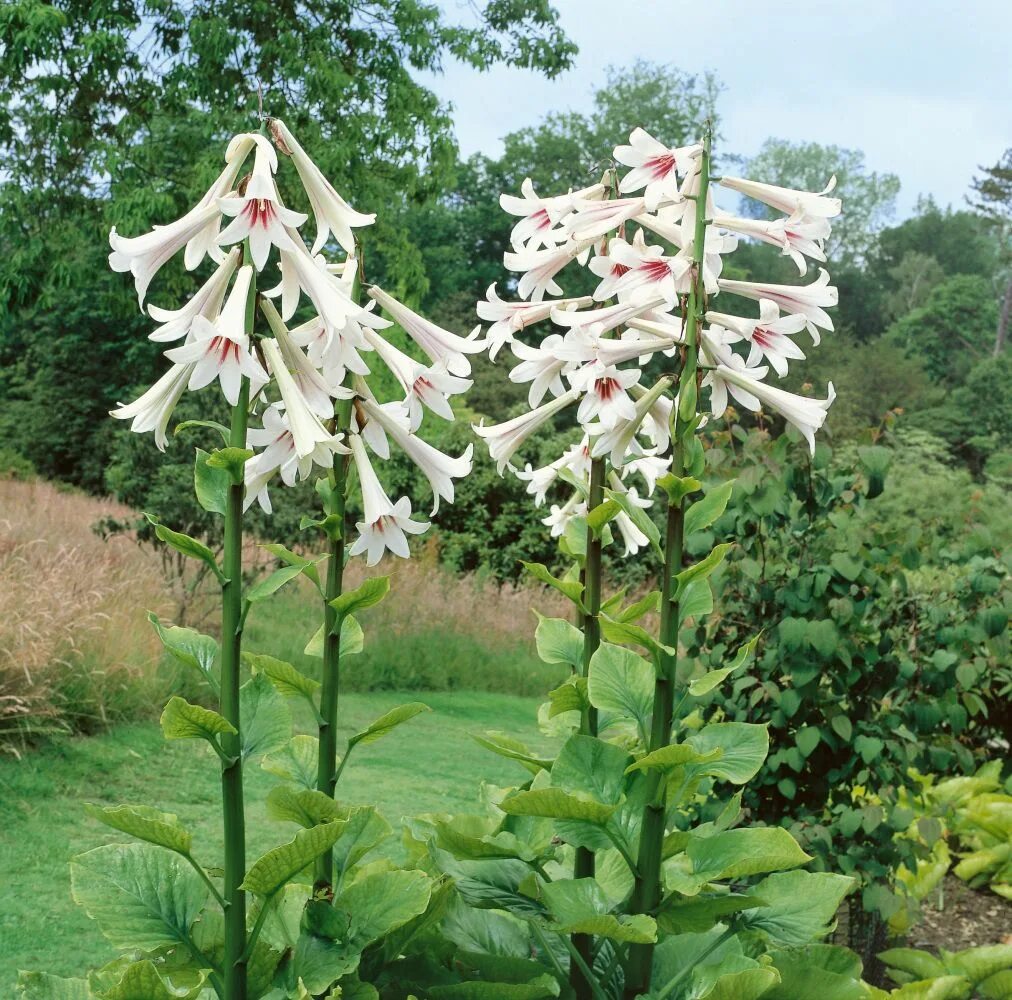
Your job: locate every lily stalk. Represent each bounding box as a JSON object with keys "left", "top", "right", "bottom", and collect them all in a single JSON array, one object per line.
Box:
[
  {"left": 219, "top": 248, "right": 257, "bottom": 1000},
  {"left": 314, "top": 257, "right": 359, "bottom": 891},
  {"left": 624, "top": 122, "right": 712, "bottom": 998}
]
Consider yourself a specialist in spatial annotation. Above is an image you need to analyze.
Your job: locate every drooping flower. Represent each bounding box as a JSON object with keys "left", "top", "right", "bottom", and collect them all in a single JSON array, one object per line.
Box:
[
  {"left": 714, "top": 211, "right": 828, "bottom": 275},
  {"left": 706, "top": 299, "right": 809, "bottom": 377},
  {"left": 358, "top": 396, "right": 472, "bottom": 513},
  {"left": 347, "top": 434, "right": 429, "bottom": 565},
  {"left": 474, "top": 389, "right": 580, "bottom": 473},
  {"left": 595, "top": 231, "right": 690, "bottom": 308},
  {"left": 569, "top": 361, "right": 641, "bottom": 429},
  {"left": 276, "top": 245, "right": 365, "bottom": 334},
  {"left": 269, "top": 118, "right": 376, "bottom": 254},
  {"left": 147, "top": 249, "right": 242, "bottom": 343},
  {"left": 217, "top": 134, "right": 307, "bottom": 271},
  {"left": 477, "top": 284, "right": 592, "bottom": 360},
  {"left": 109, "top": 362, "right": 195, "bottom": 450},
  {"left": 163, "top": 265, "right": 268, "bottom": 406},
  {"left": 500, "top": 179, "right": 605, "bottom": 251},
  {"left": 504, "top": 241, "right": 589, "bottom": 303},
  {"left": 261, "top": 338, "right": 336, "bottom": 458},
  {"left": 565, "top": 195, "right": 648, "bottom": 242},
  {"left": 614, "top": 128, "right": 702, "bottom": 210},
  {"left": 717, "top": 269, "right": 838, "bottom": 342},
  {"left": 367, "top": 286, "right": 486, "bottom": 377},
  {"left": 508, "top": 335, "right": 570, "bottom": 407}
]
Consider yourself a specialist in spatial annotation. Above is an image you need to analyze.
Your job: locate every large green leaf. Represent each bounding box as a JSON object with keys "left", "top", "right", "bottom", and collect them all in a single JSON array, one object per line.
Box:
[
  {"left": 347, "top": 702, "right": 429, "bottom": 750},
  {"left": 657, "top": 892, "right": 761, "bottom": 934},
  {"left": 101, "top": 960, "right": 208, "bottom": 1000},
  {"left": 330, "top": 576, "right": 390, "bottom": 618},
  {"left": 331, "top": 807, "right": 392, "bottom": 879},
  {"left": 146, "top": 613, "right": 217, "bottom": 688},
  {"left": 244, "top": 652, "right": 320, "bottom": 702},
  {"left": 262, "top": 542, "right": 323, "bottom": 589},
  {"left": 246, "top": 564, "right": 310, "bottom": 605},
  {"left": 70, "top": 843, "right": 207, "bottom": 951},
  {"left": 626, "top": 743, "right": 721, "bottom": 775},
  {"left": 261, "top": 735, "right": 320, "bottom": 789},
  {"left": 144, "top": 514, "right": 223, "bottom": 583},
  {"left": 304, "top": 615, "right": 364, "bottom": 659},
  {"left": 551, "top": 733, "right": 631, "bottom": 805},
  {"left": 266, "top": 786, "right": 347, "bottom": 828},
  {"left": 674, "top": 543, "right": 734, "bottom": 597},
  {"left": 534, "top": 614, "right": 584, "bottom": 669},
  {"left": 688, "top": 635, "right": 761, "bottom": 697},
  {"left": 242, "top": 823, "right": 345, "bottom": 897},
  {"left": 159, "top": 696, "right": 235, "bottom": 745},
  {"left": 764, "top": 944, "right": 867, "bottom": 1000},
  {"left": 686, "top": 827, "right": 811, "bottom": 882},
  {"left": 472, "top": 732, "right": 554, "bottom": 773},
  {"left": 84, "top": 803, "right": 191, "bottom": 855},
  {"left": 240, "top": 673, "right": 292, "bottom": 759},
  {"left": 686, "top": 723, "right": 769, "bottom": 784},
  {"left": 678, "top": 577, "right": 714, "bottom": 625},
  {"left": 193, "top": 447, "right": 230, "bottom": 515},
  {"left": 430, "top": 850, "right": 545, "bottom": 917},
  {"left": 587, "top": 643, "right": 654, "bottom": 738},
  {"left": 334, "top": 868, "right": 432, "bottom": 947},
  {"left": 740, "top": 870, "right": 854, "bottom": 945},
  {"left": 540, "top": 878, "right": 655, "bottom": 943},
  {"left": 521, "top": 561, "right": 587, "bottom": 612},
  {"left": 684, "top": 481, "right": 734, "bottom": 537},
  {"left": 499, "top": 788, "right": 617, "bottom": 825},
  {"left": 698, "top": 967, "right": 779, "bottom": 1000},
  {"left": 15, "top": 973, "right": 91, "bottom": 999}
]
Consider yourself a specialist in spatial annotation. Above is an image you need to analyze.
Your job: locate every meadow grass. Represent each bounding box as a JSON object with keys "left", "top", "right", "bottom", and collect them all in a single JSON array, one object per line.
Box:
[{"left": 0, "top": 689, "right": 551, "bottom": 985}]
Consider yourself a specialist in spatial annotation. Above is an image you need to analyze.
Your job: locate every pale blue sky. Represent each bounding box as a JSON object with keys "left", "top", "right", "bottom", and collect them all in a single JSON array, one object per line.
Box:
[{"left": 422, "top": 0, "right": 1011, "bottom": 219}]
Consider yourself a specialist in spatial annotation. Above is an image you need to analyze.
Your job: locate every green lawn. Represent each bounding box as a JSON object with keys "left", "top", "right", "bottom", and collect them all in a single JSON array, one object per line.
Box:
[{"left": 0, "top": 690, "right": 547, "bottom": 986}]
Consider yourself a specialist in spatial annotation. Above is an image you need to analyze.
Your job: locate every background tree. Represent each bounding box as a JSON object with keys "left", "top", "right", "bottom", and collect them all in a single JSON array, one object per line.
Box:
[{"left": 968, "top": 147, "right": 1012, "bottom": 355}]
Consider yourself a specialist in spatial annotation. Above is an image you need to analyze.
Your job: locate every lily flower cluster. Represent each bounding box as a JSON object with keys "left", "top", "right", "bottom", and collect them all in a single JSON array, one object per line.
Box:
[
  {"left": 474, "top": 127, "right": 839, "bottom": 551},
  {"left": 109, "top": 121, "right": 474, "bottom": 565}
]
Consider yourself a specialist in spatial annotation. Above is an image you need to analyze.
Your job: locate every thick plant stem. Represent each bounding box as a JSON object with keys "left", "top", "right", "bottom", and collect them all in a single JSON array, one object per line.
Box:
[
  {"left": 624, "top": 125, "right": 712, "bottom": 998},
  {"left": 314, "top": 397, "right": 352, "bottom": 889},
  {"left": 220, "top": 373, "right": 250, "bottom": 1000},
  {"left": 571, "top": 456, "right": 606, "bottom": 1000}
]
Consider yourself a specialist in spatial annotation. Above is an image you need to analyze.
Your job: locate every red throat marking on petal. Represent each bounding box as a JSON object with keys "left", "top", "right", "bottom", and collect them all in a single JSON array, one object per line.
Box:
[
  {"left": 244, "top": 199, "right": 277, "bottom": 228},
  {"left": 644, "top": 153, "right": 676, "bottom": 179},
  {"left": 595, "top": 376, "right": 620, "bottom": 401}
]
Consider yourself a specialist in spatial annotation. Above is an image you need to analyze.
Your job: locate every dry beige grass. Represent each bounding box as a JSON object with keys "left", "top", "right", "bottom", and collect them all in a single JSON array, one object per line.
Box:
[{"left": 0, "top": 478, "right": 168, "bottom": 749}]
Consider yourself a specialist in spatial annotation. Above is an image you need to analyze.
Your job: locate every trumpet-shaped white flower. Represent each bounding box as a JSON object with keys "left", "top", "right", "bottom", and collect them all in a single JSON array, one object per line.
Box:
[
  {"left": 516, "top": 438, "right": 592, "bottom": 505},
  {"left": 367, "top": 285, "right": 486, "bottom": 377},
  {"left": 163, "top": 265, "right": 268, "bottom": 405},
  {"left": 720, "top": 174, "right": 841, "bottom": 220},
  {"left": 588, "top": 252, "right": 631, "bottom": 301},
  {"left": 705, "top": 362, "right": 836, "bottom": 453},
  {"left": 363, "top": 328, "right": 471, "bottom": 429},
  {"left": 261, "top": 338, "right": 336, "bottom": 458},
  {"left": 276, "top": 245, "right": 365, "bottom": 334},
  {"left": 501, "top": 179, "right": 605, "bottom": 250},
  {"left": 477, "top": 284, "right": 591, "bottom": 360},
  {"left": 565, "top": 196, "right": 648, "bottom": 242},
  {"left": 261, "top": 299, "right": 340, "bottom": 416},
  {"left": 624, "top": 453, "right": 671, "bottom": 496},
  {"left": 588, "top": 376, "right": 673, "bottom": 467},
  {"left": 706, "top": 299, "right": 808, "bottom": 377},
  {"left": 509, "top": 334, "right": 570, "bottom": 407},
  {"left": 717, "top": 268, "right": 838, "bottom": 342},
  {"left": 597, "top": 231, "right": 690, "bottom": 308},
  {"left": 108, "top": 135, "right": 256, "bottom": 306},
  {"left": 551, "top": 297, "right": 665, "bottom": 342},
  {"left": 217, "top": 135, "right": 307, "bottom": 271},
  {"left": 474, "top": 389, "right": 580, "bottom": 473},
  {"left": 542, "top": 492, "right": 586, "bottom": 538},
  {"left": 347, "top": 434, "right": 429, "bottom": 565},
  {"left": 570, "top": 361, "right": 641, "bottom": 429},
  {"left": 147, "top": 249, "right": 242, "bottom": 343},
  {"left": 715, "top": 211, "right": 827, "bottom": 275},
  {"left": 614, "top": 128, "right": 701, "bottom": 210},
  {"left": 358, "top": 396, "right": 472, "bottom": 513},
  {"left": 269, "top": 118, "right": 376, "bottom": 254},
  {"left": 504, "top": 241, "right": 589, "bottom": 303},
  {"left": 110, "top": 361, "right": 195, "bottom": 450},
  {"left": 288, "top": 308, "right": 380, "bottom": 387},
  {"left": 635, "top": 213, "right": 738, "bottom": 295}
]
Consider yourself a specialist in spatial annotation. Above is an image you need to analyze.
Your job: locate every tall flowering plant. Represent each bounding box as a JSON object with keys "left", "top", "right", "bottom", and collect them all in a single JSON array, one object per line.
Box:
[
  {"left": 23, "top": 119, "right": 473, "bottom": 999},
  {"left": 443, "top": 123, "right": 859, "bottom": 1000}
]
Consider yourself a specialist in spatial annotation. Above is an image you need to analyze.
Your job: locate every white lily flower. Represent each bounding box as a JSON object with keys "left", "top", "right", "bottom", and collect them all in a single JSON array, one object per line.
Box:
[
  {"left": 288, "top": 308, "right": 381, "bottom": 387},
  {"left": 109, "top": 361, "right": 195, "bottom": 450},
  {"left": 717, "top": 269, "right": 838, "bottom": 343},
  {"left": 504, "top": 241, "right": 589, "bottom": 303},
  {"left": 474, "top": 388, "right": 580, "bottom": 473},
  {"left": 542, "top": 492, "right": 586, "bottom": 538},
  {"left": 358, "top": 396, "right": 472, "bottom": 513},
  {"left": 551, "top": 297, "right": 664, "bottom": 340},
  {"left": 635, "top": 213, "right": 738, "bottom": 295},
  {"left": 362, "top": 327, "right": 471, "bottom": 430},
  {"left": 477, "top": 284, "right": 592, "bottom": 360},
  {"left": 367, "top": 285, "right": 486, "bottom": 377},
  {"left": 706, "top": 299, "right": 809, "bottom": 377},
  {"left": 589, "top": 377, "right": 673, "bottom": 467},
  {"left": 624, "top": 453, "right": 671, "bottom": 496},
  {"left": 276, "top": 244, "right": 365, "bottom": 333},
  {"left": 569, "top": 361, "right": 641, "bottom": 430},
  {"left": 163, "top": 265, "right": 268, "bottom": 406},
  {"left": 705, "top": 362, "right": 836, "bottom": 453},
  {"left": 565, "top": 195, "right": 648, "bottom": 242},
  {"left": 269, "top": 118, "right": 376, "bottom": 254},
  {"left": 500, "top": 179, "right": 605, "bottom": 251},
  {"left": 714, "top": 211, "right": 828, "bottom": 275},
  {"left": 261, "top": 338, "right": 336, "bottom": 458},
  {"left": 606, "top": 471, "right": 652, "bottom": 556},
  {"left": 614, "top": 128, "right": 701, "bottom": 211},
  {"left": 243, "top": 450, "right": 277, "bottom": 514},
  {"left": 108, "top": 135, "right": 256, "bottom": 306},
  {"left": 719, "top": 174, "right": 841, "bottom": 220},
  {"left": 509, "top": 334, "right": 570, "bottom": 407},
  {"left": 217, "top": 134, "right": 307, "bottom": 271},
  {"left": 516, "top": 438, "right": 591, "bottom": 505},
  {"left": 261, "top": 299, "right": 340, "bottom": 416},
  {"left": 588, "top": 251, "right": 632, "bottom": 301},
  {"left": 596, "top": 231, "right": 690, "bottom": 308},
  {"left": 147, "top": 249, "right": 242, "bottom": 343},
  {"left": 347, "top": 434, "right": 429, "bottom": 566}
]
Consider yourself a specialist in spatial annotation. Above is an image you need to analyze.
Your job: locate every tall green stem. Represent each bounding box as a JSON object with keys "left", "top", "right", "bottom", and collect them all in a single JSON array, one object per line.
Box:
[
  {"left": 221, "top": 376, "right": 251, "bottom": 1000},
  {"left": 314, "top": 397, "right": 352, "bottom": 889},
  {"left": 571, "top": 455, "right": 606, "bottom": 1000},
  {"left": 624, "top": 125, "right": 712, "bottom": 998}
]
